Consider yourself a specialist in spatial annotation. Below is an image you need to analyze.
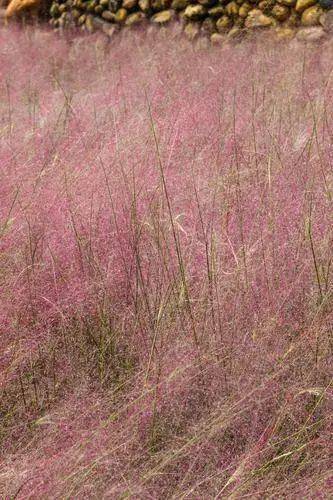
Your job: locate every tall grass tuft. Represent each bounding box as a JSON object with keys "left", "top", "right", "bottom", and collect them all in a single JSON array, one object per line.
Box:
[{"left": 0, "top": 26, "right": 332, "bottom": 499}]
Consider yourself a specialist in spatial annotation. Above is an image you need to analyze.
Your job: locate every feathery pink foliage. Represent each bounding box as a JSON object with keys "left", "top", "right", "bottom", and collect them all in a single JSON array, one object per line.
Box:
[{"left": 0, "top": 25, "right": 332, "bottom": 498}]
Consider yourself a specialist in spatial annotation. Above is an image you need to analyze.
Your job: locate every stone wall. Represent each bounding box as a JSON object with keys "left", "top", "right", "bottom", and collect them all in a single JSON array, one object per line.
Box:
[
  {"left": 48, "top": 0, "right": 333, "bottom": 41},
  {"left": 3, "top": 0, "right": 333, "bottom": 42}
]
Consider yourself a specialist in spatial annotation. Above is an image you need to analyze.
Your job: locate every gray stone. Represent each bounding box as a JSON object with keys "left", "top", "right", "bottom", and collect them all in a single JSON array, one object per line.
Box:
[
  {"left": 320, "top": 9, "right": 333, "bottom": 31},
  {"left": 151, "top": 8, "right": 174, "bottom": 22},
  {"left": 183, "top": 4, "right": 206, "bottom": 19},
  {"left": 125, "top": 10, "right": 145, "bottom": 24},
  {"left": 171, "top": 0, "right": 189, "bottom": 9},
  {"left": 296, "top": 26, "right": 326, "bottom": 40},
  {"left": 101, "top": 9, "right": 115, "bottom": 20}
]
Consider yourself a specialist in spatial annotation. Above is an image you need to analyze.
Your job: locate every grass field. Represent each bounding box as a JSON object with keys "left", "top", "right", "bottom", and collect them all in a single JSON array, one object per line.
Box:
[{"left": 0, "top": 25, "right": 332, "bottom": 498}]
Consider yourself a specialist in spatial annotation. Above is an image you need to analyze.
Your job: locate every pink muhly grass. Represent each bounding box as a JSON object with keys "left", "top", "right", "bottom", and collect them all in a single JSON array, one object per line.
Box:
[{"left": 0, "top": 25, "right": 332, "bottom": 499}]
